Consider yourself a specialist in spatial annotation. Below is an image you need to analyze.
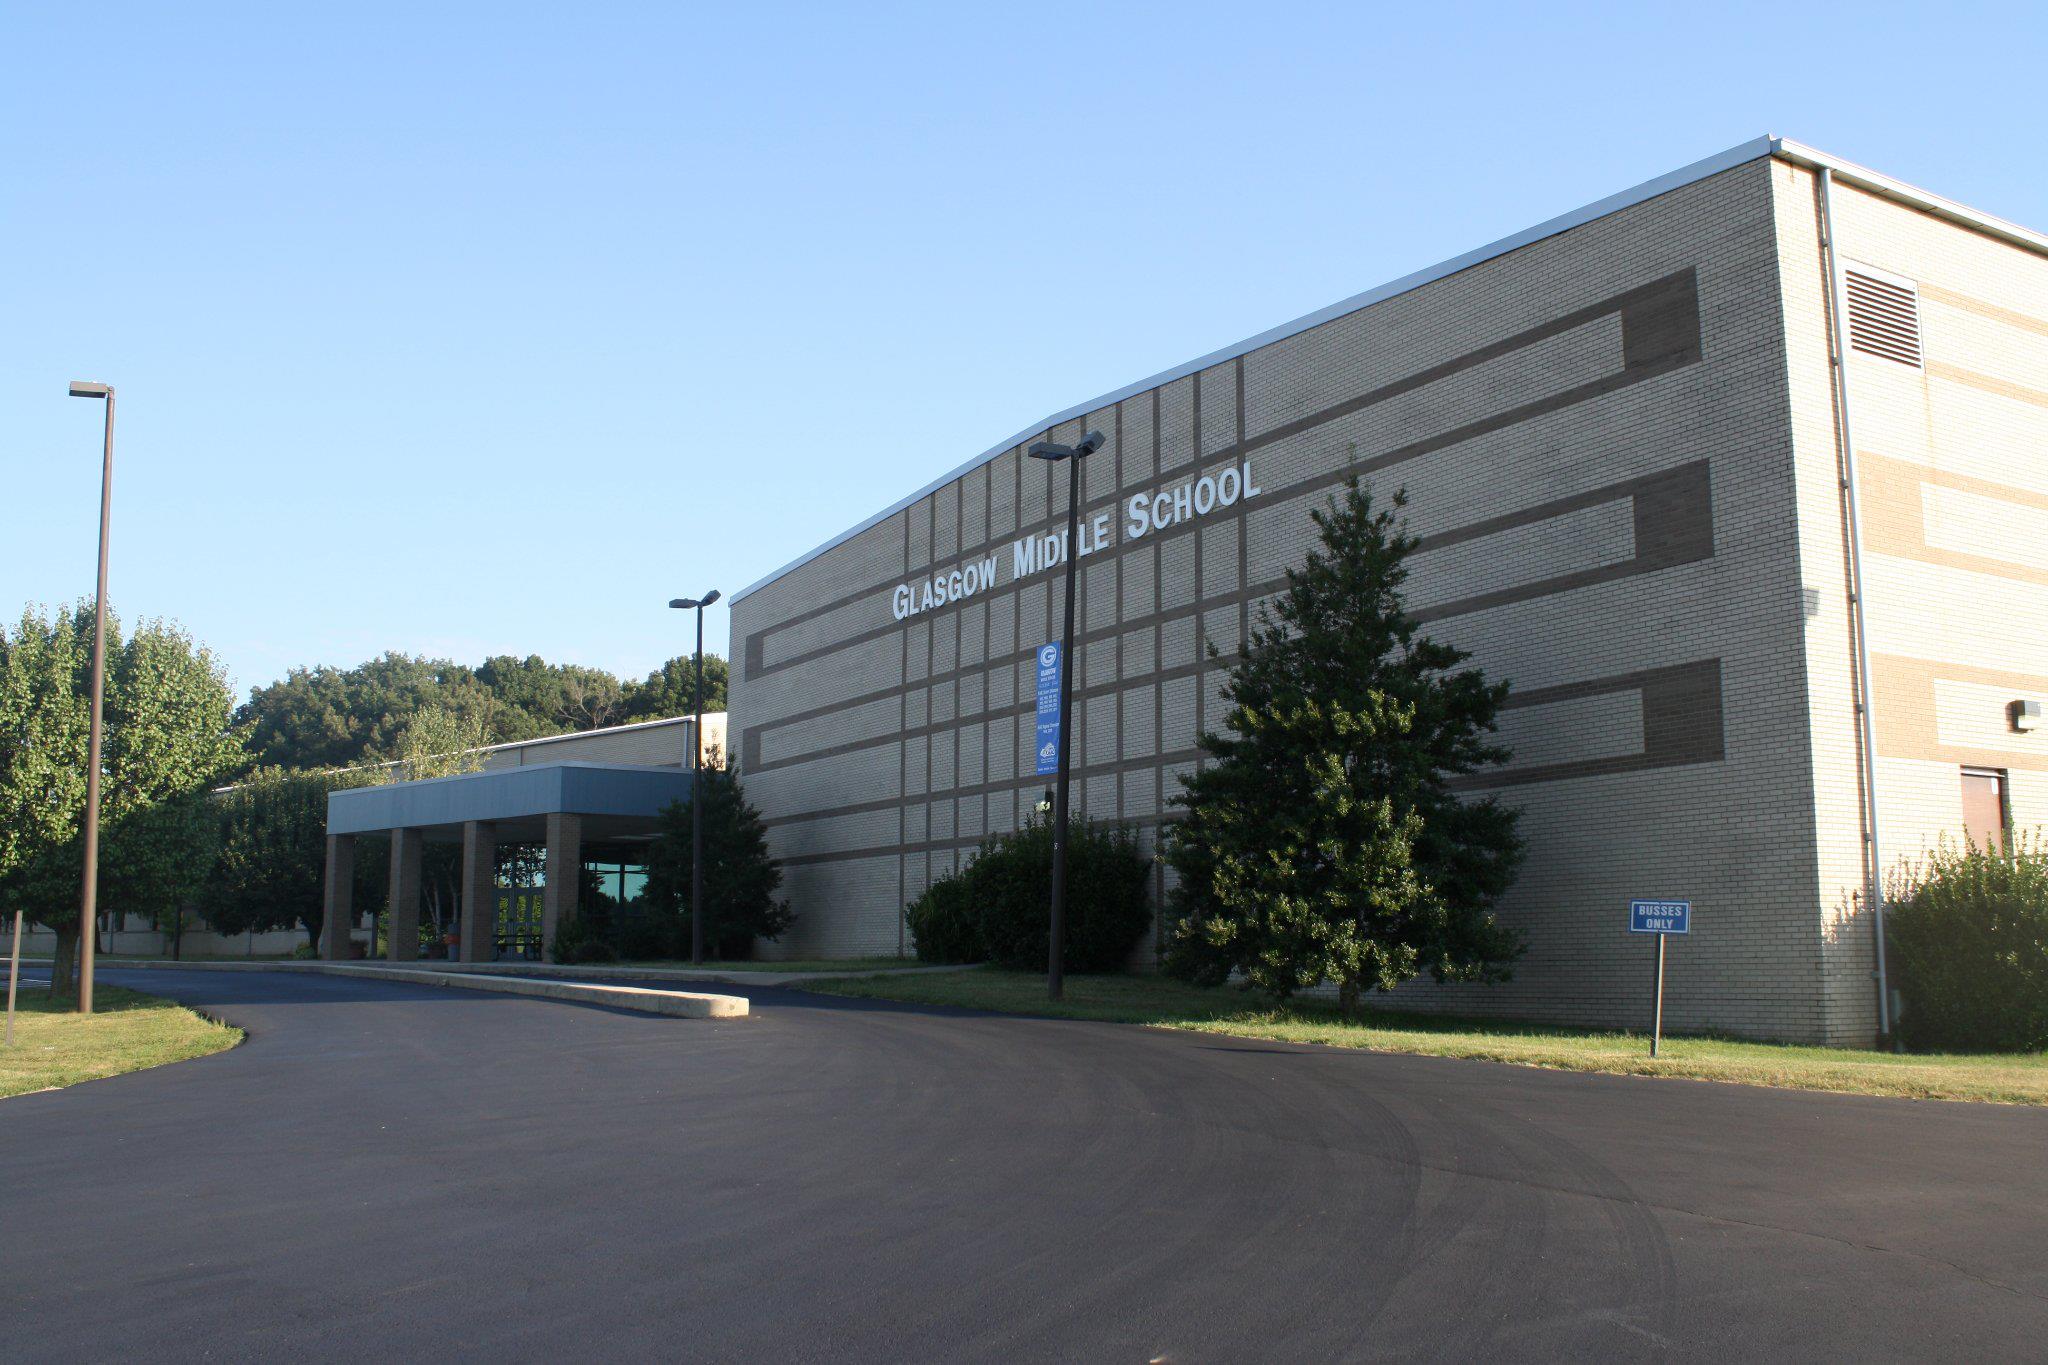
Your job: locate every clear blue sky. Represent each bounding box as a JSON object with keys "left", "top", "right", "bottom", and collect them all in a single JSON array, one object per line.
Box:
[{"left": 6, "top": 2, "right": 2043, "bottom": 701}]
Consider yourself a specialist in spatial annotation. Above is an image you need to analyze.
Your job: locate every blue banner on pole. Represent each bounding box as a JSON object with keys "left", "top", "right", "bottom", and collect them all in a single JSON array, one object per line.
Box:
[
  {"left": 1629, "top": 899, "right": 1691, "bottom": 934},
  {"left": 1034, "top": 641, "right": 1062, "bottom": 776}
]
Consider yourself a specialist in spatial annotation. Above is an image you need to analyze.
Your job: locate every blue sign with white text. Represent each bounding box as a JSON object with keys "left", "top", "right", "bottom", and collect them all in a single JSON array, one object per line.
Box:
[
  {"left": 1034, "top": 641, "right": 1063, "bottom": 776},
  {"left": 1630, "top": 899, "right": 1691, "bottom": 934}
]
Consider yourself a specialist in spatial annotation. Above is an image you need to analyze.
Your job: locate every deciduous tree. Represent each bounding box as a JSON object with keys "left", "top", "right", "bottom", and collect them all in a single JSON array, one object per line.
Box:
[
  {"left": 0, "top": 604, "right": 241, "bottom": 992},
  {"left": 621, "top": 655, "right": 729, "bottom": 724}
]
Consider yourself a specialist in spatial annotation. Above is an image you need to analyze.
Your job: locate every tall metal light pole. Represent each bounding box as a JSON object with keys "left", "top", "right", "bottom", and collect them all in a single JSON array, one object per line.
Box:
[
  {"left": 669, "top": 590, "right": 721, "bottom": 966},
  {"left": 68, "top": 381, "right": 115, "bottom": 1016},
  {"left": 1027, "top": 430, "right": 1104, "bottom": 1001}
]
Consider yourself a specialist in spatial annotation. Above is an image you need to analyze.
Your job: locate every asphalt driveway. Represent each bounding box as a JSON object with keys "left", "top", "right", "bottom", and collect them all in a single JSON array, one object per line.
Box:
[{"left": 1, "top": 967, "right": 2043, "bottom": 1361}]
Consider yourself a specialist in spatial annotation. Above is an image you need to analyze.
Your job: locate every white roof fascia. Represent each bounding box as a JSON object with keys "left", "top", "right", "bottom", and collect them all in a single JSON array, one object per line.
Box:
[{"left": 732, "top": 134, "right": 2046, "bottom": 604}]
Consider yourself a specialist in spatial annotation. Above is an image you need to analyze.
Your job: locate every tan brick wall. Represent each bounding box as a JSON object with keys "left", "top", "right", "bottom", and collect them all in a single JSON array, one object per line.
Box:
[
  {"left": 730, "top": 154, "right": 2046, "bottom": 1044},
  {"left": 1773, "top": 161, "right": 2048, "bottom": 1042},
  {"left": 476, "top": 715, "right": 725, "bottom": 771}
]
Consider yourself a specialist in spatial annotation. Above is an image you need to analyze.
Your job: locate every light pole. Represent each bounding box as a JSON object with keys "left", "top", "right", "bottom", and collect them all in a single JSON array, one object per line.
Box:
[
  {"left": 67, "top": 381, "right": 115, "bottom": 1016},
  {"left": 1027, "top": 430, "right": 1104, "bottom": 1001},
  {"left": 669, "top": 590, "right": 721, "bottom": 966}
]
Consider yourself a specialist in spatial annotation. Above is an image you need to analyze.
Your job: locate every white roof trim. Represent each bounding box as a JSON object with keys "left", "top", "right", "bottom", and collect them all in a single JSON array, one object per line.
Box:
[
  {"left": 730, "top": 135, "right": 2047, "bottom": 604},
  {"left": 479, "top": 711, "right": 721, "bottom": 755}
]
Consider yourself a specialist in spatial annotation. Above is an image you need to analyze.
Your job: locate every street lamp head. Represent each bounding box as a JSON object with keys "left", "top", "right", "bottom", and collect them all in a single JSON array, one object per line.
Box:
[
  {"left": 68, "top": 381, "right": 111, "bottom": 400},
  {"left": 669, "top": 597, "right": 697, "bottom": 610},
  {"left": 1030, "top": 432, "right": 1107, "bottom": 462},
  {"left": 699, "top": 588, "right": 721, "bottom": 608}
]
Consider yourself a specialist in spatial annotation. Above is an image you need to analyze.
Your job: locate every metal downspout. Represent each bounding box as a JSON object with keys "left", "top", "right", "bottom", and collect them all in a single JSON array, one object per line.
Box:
[{"left": 1815, "top": 163, "right": 1892, "bottom": 1040}]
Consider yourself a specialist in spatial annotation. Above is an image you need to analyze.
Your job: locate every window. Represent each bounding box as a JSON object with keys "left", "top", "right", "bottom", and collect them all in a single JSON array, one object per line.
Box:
[{"left": 1960, "top": 767, "right": 2010, "bottom": 854}]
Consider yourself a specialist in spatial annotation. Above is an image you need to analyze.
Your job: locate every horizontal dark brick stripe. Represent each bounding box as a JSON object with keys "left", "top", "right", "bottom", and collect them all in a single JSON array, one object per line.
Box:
[
  {"left": 1456, "top": 658, "right": 1725, "bottom": 790},
  {"left": 745, "top": 269, "right": 1702, "bottom": 680},
  {"left": 745, "top": 460, "right": 1714, "bottom": 773},
  {"left": 762, "top": 657, "right": 1726, "bottom": 859}
]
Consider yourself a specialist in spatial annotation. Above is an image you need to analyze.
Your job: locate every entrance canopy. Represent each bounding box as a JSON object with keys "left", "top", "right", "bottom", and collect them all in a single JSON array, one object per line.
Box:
[
  {"left": 320, "top": 761, "right": 695, "bottom": 965},
  {"left": 328, "top": 761, "right": 693, "bottom": 844}
]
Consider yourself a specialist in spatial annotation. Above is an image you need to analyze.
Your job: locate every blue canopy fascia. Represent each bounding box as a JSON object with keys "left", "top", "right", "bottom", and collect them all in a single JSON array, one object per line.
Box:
[{"left": 327, "top": 762, "right": 693, "bottom": 836}]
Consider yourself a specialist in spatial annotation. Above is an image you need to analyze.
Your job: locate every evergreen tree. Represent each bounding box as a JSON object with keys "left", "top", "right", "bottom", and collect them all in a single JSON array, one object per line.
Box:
[
  {"left": 1163, "top": 481, "right": 1524, "bottom": 1008},
  {"left": 640, "top": 769, "right": 792, "bottom": 958}
]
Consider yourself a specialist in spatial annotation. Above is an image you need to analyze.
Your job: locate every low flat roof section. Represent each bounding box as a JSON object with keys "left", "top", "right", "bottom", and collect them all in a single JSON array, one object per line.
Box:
[{"left": 327, "top": 762, "right": 694, "bottom": 836}]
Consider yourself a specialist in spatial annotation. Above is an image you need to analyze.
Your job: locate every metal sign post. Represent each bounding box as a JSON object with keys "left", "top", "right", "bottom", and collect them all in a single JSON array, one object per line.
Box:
[
  {"left": 1628, "top": 900, "right": 1691, "bottom": 1058},
  {"left": 5, "top": 910, "right": 21, "bottom": 1048}
]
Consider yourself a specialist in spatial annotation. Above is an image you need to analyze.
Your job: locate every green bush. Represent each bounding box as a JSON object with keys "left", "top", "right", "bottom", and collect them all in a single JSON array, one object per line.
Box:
[
  {"left": 905, "top": 871, "right": 982, "bottom": 964},
  {"left": 1887, "top": 833, "right": 2048, "bottom": 1053},
  {"left": 549, "top": 917, "right": 620, "bottom": 966},
  {"left": 906, "top": 817, "right": 1153, "bottom": 972},
  {"left": 614, "top": 909, "right": 680, "bottom": 962}
]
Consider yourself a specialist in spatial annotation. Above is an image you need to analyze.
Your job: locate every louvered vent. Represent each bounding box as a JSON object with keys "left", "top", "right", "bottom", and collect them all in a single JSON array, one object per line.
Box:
[{"left": 1844, "top": 267, "right": 1922, "bottom": 367}]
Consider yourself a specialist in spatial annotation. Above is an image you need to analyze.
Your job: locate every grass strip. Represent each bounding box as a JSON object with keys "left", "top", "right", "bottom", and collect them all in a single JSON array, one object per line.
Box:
[
  {"left": 2, "top": 984, "right": 242, "bottom": 1099},
  {"left": 802, "top": 968, "right": 2048, "bottom": 1105}
]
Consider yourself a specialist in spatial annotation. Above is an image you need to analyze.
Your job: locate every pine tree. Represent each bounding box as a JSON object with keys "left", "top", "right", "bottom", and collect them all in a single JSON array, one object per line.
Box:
[
  {"left": 1163, "top": 480, "right": 1524, "bottom": 1007},
  {"left": 642, "top": 769, "right": 793, "bottom": 958}
]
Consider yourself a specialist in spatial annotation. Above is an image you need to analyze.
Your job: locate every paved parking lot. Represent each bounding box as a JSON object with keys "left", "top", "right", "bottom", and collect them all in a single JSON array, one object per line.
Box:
[{"left": 2, "top": 967, "right": 2044, "bottom": 1361}]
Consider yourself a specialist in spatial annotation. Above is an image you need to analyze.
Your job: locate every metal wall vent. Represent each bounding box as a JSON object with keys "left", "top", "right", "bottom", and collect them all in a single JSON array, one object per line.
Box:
[{"left": 1844, "top": 266, "right": 1922, "bottom": 367}]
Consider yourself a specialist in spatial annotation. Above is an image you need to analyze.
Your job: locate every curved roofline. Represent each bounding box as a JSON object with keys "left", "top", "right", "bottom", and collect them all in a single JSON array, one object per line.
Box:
[{"left": 730, "top": 135, "right": 2047, "bottom": 604}]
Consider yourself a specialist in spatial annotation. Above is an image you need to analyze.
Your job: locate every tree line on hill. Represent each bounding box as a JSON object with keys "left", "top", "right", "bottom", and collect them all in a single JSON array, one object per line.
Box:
[
  {"left": 0, "top": 603, "right": 731, "bottom": 987},
  {"left": 238, "top": 649, "right": 729, "bottom": 772}
]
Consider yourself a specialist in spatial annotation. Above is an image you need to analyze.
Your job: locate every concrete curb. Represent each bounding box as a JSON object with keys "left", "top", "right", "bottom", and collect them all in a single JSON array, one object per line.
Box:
[
  {"left": 29, "top": 959, "right": 749, "bottom": 1019},
  {"left": 324, "top": 965, "right": 750, "bottom": 1018},
  {"left": 382, "top": 960, "right": 979, "bottom": 987}
]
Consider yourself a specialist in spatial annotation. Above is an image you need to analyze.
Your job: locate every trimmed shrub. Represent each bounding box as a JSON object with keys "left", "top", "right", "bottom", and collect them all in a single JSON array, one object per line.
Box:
[
  {"left": 906, "top": 817, "right": 1153, "bottom": 972},
  {"left": 550, "top": 917, "right": 620, "bottom": 966},
  {"left": 615, "top": 910, "right": 680, "bottom": 962},
  {"left": 905, "top": 871, "right": 982, "bottom": 965},
  {"left": 1887, "top": 833, "right": 2048, "bottom": 1053}
]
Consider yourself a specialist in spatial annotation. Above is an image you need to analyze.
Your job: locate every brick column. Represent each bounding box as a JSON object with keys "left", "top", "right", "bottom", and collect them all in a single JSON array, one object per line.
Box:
[
  {"left": 541, "top": 812, "right": 582, "bottom": 961},
  {"left": 320, "top": 834, "right": 356, "bottom": 960},
  {"left": 459, "top": 820, "right": 497, "bottom": 964},
  {"left": 388, "top": 827, "right": 423, "bottom": 962}
]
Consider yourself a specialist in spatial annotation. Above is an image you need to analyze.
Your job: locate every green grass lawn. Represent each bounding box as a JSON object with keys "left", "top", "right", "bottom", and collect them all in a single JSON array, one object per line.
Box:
[
  {"left": 803, "top": 968, "right": 2048, "bottom": 1105},
  {"left": 2, "top": 984, "right": 242, "bottom": 1099}
]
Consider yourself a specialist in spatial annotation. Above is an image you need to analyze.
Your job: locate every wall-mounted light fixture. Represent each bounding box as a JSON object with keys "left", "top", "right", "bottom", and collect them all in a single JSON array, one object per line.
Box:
[{"left": 2012, "top": 699, "right": 2042, "bottom": 733}]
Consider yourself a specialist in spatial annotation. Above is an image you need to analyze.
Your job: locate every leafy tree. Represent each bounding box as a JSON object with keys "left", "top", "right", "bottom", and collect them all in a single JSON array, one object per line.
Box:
[
  {"left": 394, "top": 699, "right": 497, "bottom": 780},
  {"left": 476, "top": 655, "right": 628, "bottom": 736},
  {"left": 236, "top": 652, "right": 488, "bottom": 771},
  {"left": 203, "top": 766, "right": 384, "bottom": 949},
  {"left": 639, "top": 769, "right": 791, "bottom": 958},
  {"left": 237, "top": 650, "right": 713, "bottom": 773},
  {"left": 1162, "top": 481, "right": 1524, "bottom": 1008},
  {"left": 621, "top": 655, "right": 729, "bottom": 724},
  {"left": 0, "top": 604, "right": 242, "bottom": 992}
]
